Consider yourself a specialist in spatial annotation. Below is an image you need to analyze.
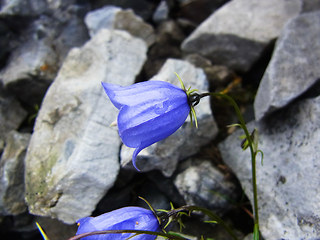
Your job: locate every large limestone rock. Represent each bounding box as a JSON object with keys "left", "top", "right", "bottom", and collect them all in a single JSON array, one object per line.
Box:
[
  {"left": 219, "top": 96, "right": 320, "bottom": 239},
  {"left": 121, "top": 58, "right": 218, "bottom": 176},
  {"left": 25, "top": 29, "right": 147, "bottom": 223},
  {"left": 254, "top": 11, "right": 320, "bottom": 120},
  {"left": 181, "top": 0, "right": 301, "bottom": 72}
]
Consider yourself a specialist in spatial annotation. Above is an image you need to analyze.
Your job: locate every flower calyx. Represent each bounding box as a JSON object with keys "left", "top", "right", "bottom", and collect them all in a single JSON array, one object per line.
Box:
[{"left": 174, "top": 72, "right": 200, "bottom": 128}]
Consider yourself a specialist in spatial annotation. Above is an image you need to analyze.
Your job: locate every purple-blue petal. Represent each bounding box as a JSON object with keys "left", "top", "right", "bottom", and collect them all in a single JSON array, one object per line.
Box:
[
  {"left": 76, "top": 207, "right": 160, "bottom": 240},
  {"left": 101, "top": 81, "right": 185, "bottom": 109},
  {"left": 118, "top": 95, "right": 189, "bottom": 145},
  {"left": 102, "top": 80, "right": 190, "bottom": 170}
]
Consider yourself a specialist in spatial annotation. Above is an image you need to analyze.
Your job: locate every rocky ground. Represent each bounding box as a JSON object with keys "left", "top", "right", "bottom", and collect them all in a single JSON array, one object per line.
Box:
[{"left": 0, "top": 0, "right": 320, "bottom": 240}]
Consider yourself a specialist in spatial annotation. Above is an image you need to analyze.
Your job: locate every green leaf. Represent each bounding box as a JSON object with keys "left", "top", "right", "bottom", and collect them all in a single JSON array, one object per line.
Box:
[
  {"left": 204, "top": 220, "right": 218, "bottom": 224},
  {"left": 253, "top": 223, "right": 260, "bottom": 240}
]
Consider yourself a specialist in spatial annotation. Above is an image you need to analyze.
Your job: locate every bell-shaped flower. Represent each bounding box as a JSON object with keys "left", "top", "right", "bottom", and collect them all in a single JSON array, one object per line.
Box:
[
  {"left": 76, "top": 207, "right": 161, "bottom": 240},
  {"left": 102, "top": 80, "right": 191, "bottom": 170}
]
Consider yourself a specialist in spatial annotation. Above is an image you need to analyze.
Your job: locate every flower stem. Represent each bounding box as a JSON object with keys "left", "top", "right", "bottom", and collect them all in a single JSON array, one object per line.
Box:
[
  {"left": 68, "top": 229, "right": 189, "bottom": 240},
  {"left": 200, "top": 92, "right": 260, "bottom": 239},
  {"left": 179, "top": 205, "right": 239, "bottom": 240}
]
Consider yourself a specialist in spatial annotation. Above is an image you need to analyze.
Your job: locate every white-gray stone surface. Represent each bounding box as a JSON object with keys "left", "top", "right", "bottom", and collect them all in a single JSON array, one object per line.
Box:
[
  {"left": 254, "top": 11, "right": 320, "bottom": 120},
  {"left": 181, "top": 0, "right": 301, "bottom": 72},
  {"left": 0, "top": 0, "right": 47, "bottom": 17},
  {"left": 0, "top": 19, "right": 58, "bottom": 85},
  {"left": 152, "top": 0, "right": 169, "bottom": 23},
  {"left": 24, "top": 29, "right": 147, "bottom": 223},
  {"left": 0, "top": 13, "right": 89, "bottom": 108},
  {"left": 85, "top": 5, "right": 155, "bottom": 46},
  {"left": 121, "top": 58, "right": 218, "bottom": 177},
  {"left": 219, "top": 96, "right": 320, "bottom": 239},
  {"left": 0, "top": 131, "right": 30, "bottom": 216},
  {"left": 174, "top": 159, "right": 238, "bottom": 214}
]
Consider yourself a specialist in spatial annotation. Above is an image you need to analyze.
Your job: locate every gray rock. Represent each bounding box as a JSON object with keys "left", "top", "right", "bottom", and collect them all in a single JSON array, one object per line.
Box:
[
  {"left": 254, "top": 11, "right": 320, "bottom": 120},
  {"left": 1, "top": 11, "right": 89, "bottom": 108},
  {"left": 0, "top": 17, "right": 60, "bottom": 108},
  {"left": 121, "top": 58, "right": 218, "bottom": 177},
  {"left": 143, "top": 20, "right": 185, "bottom": 78},
  {"left": 0, "top": 131, "right": 30, "bottom": 216},
  {"left": 0, "top": 0, "right": 47, "bottom": 17},
  {"left": 136, "top": 181, "right": 171, "bottom": 211},
  {"left": 0, "top": 0, "right": 90, "bottom": 108},
  {"left": 0, "top": 21, "right": 12, "bottom": 66},
  {"left": 84, "top": 6, "right": 120, "bottom": 37},
  {"left": 35, "top": 216, "right": 77, "bottom": 240},
  {"left": 53, "top": 14, "right": 90, "bottom": 64},
  {"left": 91, "top": 0, "right": 157, "bottom": 21},
  {"left": 174, "top": 159, "right": 238, "bottom": 214},
  {"left": 146, "top": 171, "right": 186, "bottom": 207},
  {"left": 25, "top": 29, "right": 147, "bottom": 223},
  {"left": 219, "top": 96, "right": 320, "bottom": 239},
  {"left": 85, "top": 5, "right": 155, "bottom": 46},
  {"left": 177, "top": 0, "right": 229, "bottom": 25},
  {"left": 152, "top": 0, "right": 169, "bottom": 23},
  {"left": 302, "top": 0, "right": 320, "bottom": 13},
  {"left": 46, "top": 0, "right": 85, "bottom": 20},
  {"left": 181, "top": 0, "right": 301, "bottom": 72},
  {"left": 242, "top": 233, "right": 254, "bottom": 240},
  {"left": 0, "top": 84, "right": 27, "bottom": 141}
]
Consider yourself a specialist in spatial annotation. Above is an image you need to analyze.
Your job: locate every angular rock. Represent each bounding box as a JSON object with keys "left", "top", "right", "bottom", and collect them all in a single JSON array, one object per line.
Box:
[
  {"left": 0, "top": 0, "right": 47, "bottom": 17},
  {"left": 0, "top": 131, "right": 30, "bottom": 216},
  {"left": 90, "top": 0, "right": 157, "bottom": 21},
  {"left": 152, "top": 0, "right": 169, "bottom": 23},
  {"left": 0, "top": 17, "right": 60, "bottom": 108},
  {"left": 0, "top": 83, "right": 27, "bottom": 141},
  {"left": 1, "top": 32, "right": 57, "bottom": 82},
  {"left": 174, "top": 158, "right": 238, "bottom": 214},
  {"left": 52, "top": 6, "right": 90, "bottom": 65},
  {"left": 143, "top": 20, "right": 185, "bottom": 78},
  {"left": 121, "top": 58, "right": 218, "bottom": 177},
  {"left": 136, "top": 181, "right": 171, "bottom": 211},
  {"left": 254, "top": 11, "right": 320, "bottom": 120},
  {"left": 25, "top": 29, "right": 147, "bottom": 223},
  {"left": 1, "top": 6, "right": 89, "bottom": 109},
  {"left": 46, "top": 0, "right": 87, "bottom": 21},
  {"left": 302, "top": 0, "right": 320, "bottom": 13},
  {"left": 177, "top": 0, "right": 228, "bottom": 25},
  {"left": 146, "top": 171, "right": 186, "bottom": 207},
  {"left": 0, "top": 21, "right": 12, "bottom": 67},
  {"left": 219, "top": 96, "right": 320, "bottom": 239},
  {"left": 181, "top": 0, "right": 301, "bottom": 72},
  {"left": 85, "top": 5, "right": 155, "bottom": 46}
]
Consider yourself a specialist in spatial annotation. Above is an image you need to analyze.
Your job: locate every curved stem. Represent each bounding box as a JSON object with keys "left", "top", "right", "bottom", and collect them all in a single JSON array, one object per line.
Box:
[
  {"left": 68, "top": 229, "right": 188, "bottom": 240},
  {"left": 201, "top": 92, "right": 260, "bottom": 237},
  {"left": 178, "top": 205, "right": 239, "bottom": 240}
]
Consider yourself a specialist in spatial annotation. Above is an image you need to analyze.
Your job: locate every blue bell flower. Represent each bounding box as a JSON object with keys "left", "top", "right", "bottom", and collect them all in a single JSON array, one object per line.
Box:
[
  {"left": 76, "top": 207, "right": 161, "bottom": 240},
  {"left": 102, "top": 80, "right": 192, "bottom": 170}
]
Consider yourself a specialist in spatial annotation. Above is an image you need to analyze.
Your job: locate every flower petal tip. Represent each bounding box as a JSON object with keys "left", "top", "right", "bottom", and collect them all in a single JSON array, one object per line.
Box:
[
  {"left": 132, "top": 145, "right": 145, "bottom": 172},
  {"left": 132, "top": 156, "right": 141, "bottom": 172}
]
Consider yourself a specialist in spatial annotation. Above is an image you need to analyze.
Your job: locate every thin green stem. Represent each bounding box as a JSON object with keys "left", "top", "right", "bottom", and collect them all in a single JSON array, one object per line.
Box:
[
  {"left": 179, "top": 205, "right": 239, "bottom": 240},
  {"left": 201, "top": 92, "right": 260, "bottom": 238},
  {"left": 68, "top": 229, "right": 188, "bottom": 240}
]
